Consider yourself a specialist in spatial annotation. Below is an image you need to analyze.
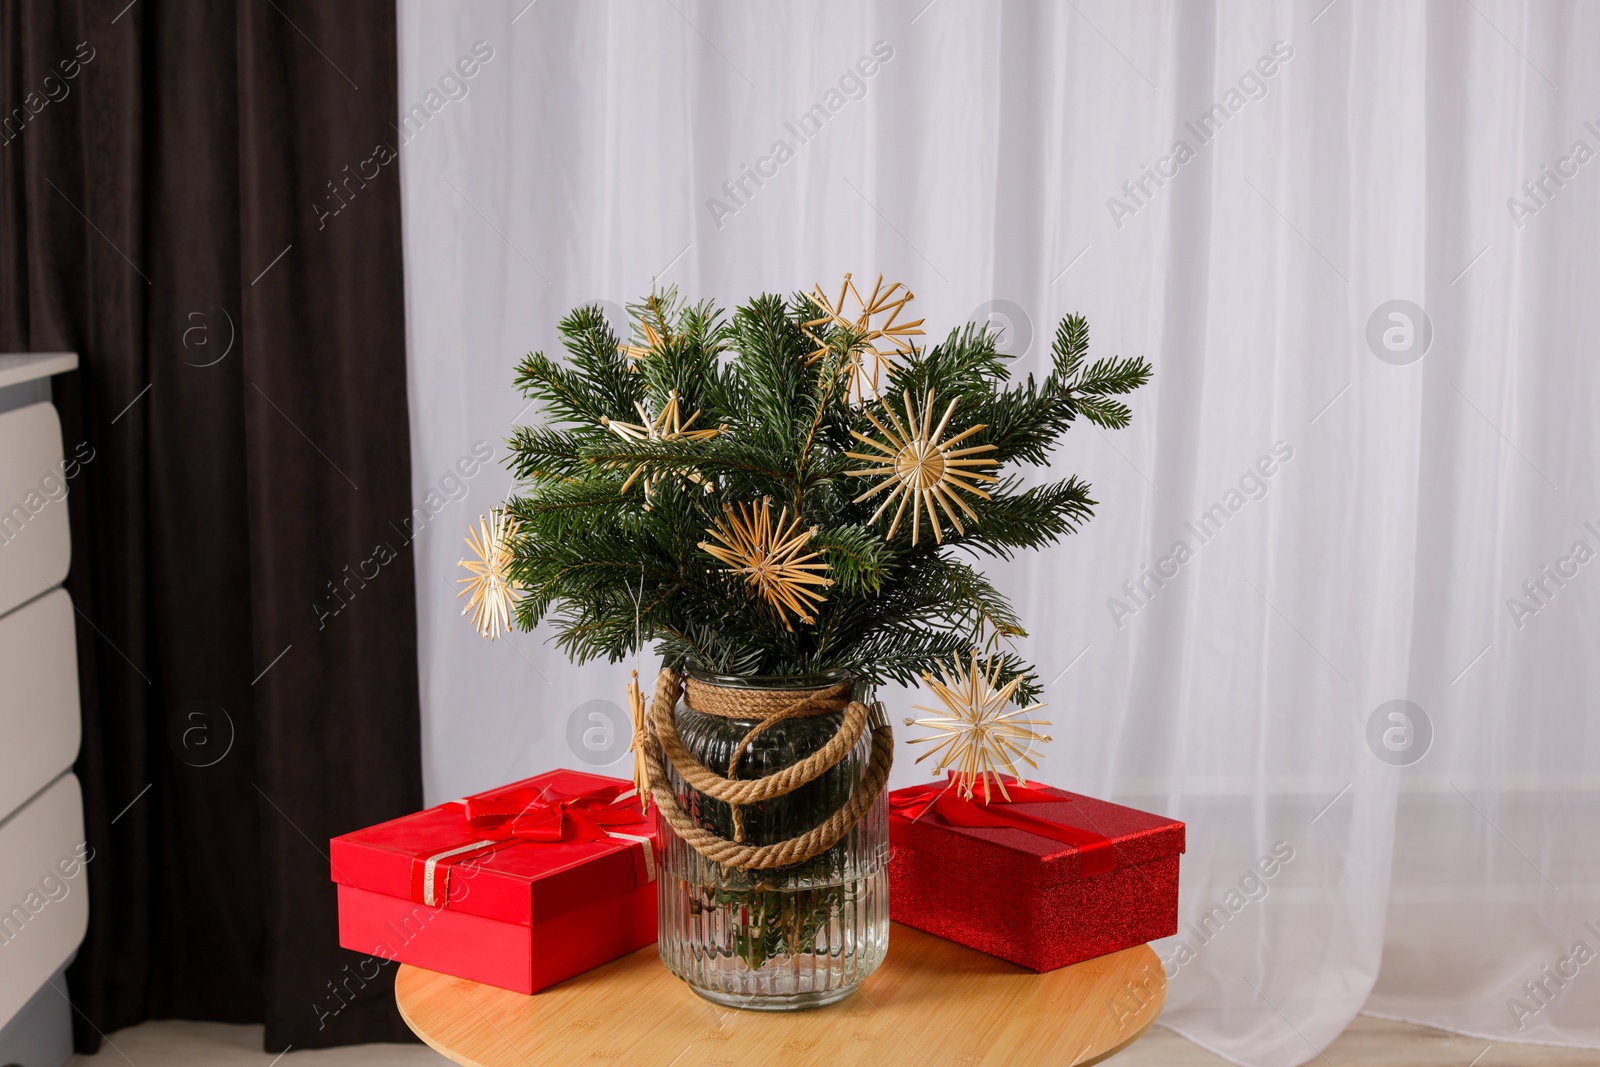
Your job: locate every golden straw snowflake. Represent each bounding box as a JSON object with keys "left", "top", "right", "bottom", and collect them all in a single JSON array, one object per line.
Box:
[
  {"left": 905, "top": 652, "right": 1051, "bottom": 802},
  {"left": 846, "top": 388, "right": 999, "bottom": 545},
  {"left": 457, "top": 510, "right": 525, "bottom": 640},
  {"left": 601, "top": 389, "right": 724, "bottom": 504},
  {"left": 699, "top": 497, "right": 833, "bottom": 629},
  {"left": 803, "top": 273, "right": 925, "bottom": 400}
]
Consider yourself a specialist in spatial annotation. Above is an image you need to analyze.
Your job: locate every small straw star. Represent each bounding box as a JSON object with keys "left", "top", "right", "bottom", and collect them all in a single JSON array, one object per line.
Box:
[
  {"left": 699, "top": 497, "right": 833, "bottom": 629},
  {"left": 617, "top": 317, "right": 667, "bottom": 364},
  {"left": 600, "top": 389, "right": 724, "bottom": 504},
  {"left": 803, "top": 272, "right": 925, "bottom": 401},
  {"left": 617, "top": 294, "right": 675, "bottom": 365},
  {"left": 626, "top": 670, "right": 650, "bottom": 813},
  {"left": 457, "top": 511, "right": 525, "bottom": 640},
  {"left": 905, "top": 651, "right": 1051, "bottom": 802},
  {"left": 846, "top": 388, "right": 999, "bottom": 545}
]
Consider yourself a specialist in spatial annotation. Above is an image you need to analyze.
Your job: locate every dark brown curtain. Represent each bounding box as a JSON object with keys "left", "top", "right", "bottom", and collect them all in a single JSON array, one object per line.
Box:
[{"left": 0, "top": 0, "right": 421, "bottom": 1053}]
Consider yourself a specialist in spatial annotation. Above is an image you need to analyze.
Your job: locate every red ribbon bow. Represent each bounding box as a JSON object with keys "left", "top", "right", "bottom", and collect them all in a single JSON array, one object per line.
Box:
[
  {"left": 890, "top": 778, "right": 1117, "bottom": 877},
  {"left": 463, "top": 782, "right": 646, "bottom": 843},
  {"left": 409, "top": 782, "right": 652, "bottom": 908}
]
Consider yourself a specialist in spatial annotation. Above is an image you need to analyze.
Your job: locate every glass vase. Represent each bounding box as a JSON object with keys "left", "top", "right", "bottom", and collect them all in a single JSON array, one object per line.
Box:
[{"left": 656, "top": 668, "right": 890, "bottom": 1010}]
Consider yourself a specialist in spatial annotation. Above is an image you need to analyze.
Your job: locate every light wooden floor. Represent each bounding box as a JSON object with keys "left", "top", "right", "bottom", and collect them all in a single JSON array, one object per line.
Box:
[{"left": 65, "top": 1015, "right": 1596, "bottom": 1065}]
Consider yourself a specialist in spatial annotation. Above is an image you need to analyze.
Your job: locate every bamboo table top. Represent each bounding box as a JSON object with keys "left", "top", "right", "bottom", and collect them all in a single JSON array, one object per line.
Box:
[{"left": 395, "top": 924, "right": 1166, "bottom": 1066}]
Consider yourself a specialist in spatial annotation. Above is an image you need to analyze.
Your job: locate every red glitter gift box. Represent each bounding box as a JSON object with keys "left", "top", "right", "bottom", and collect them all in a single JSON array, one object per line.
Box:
[
  {"left": 330, "top": 769, "right": 657, "bottom": 994},
  {"left": 888, "top": 779, "right": 1184, "bottom": 971}
]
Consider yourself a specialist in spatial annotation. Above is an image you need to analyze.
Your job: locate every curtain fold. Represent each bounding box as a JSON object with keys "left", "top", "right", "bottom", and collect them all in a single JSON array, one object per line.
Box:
[{"left": 0, "top": 0, "right": 420, "bottom": 1053}]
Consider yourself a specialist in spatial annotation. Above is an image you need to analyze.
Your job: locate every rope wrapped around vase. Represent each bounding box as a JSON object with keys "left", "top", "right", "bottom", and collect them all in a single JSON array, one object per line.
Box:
[{"left": 642, "top": 667, "right": 894, "bottom": 871}]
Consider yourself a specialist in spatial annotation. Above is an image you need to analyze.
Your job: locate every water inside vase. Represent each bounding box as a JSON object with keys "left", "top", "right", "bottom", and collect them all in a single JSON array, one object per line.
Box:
[{"left": 656, "top": 670, "right": 891, "bottom": 1010}]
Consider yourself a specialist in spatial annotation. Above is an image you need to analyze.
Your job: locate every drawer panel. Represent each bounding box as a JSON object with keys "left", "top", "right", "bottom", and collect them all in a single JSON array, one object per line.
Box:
[
  {"left": 0, "top": 591, "right": 81, "bottom": 824},
  {"left": 0, "top": 960, "right": 72, "bottom": 1067},
  {"left": 0, "top": 403, "right": 73, "bottom": 617},
  {"left": 0, "top": 773, "right": 88, "bottom": 1031}
]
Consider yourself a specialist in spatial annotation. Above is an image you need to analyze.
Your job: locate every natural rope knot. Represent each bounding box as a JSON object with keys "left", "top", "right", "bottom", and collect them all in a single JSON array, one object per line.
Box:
[
  {"left": 690, "top": 676, "right": 854, "bottom": 843},
  {"left": 645, "top": 667, "right": 894, "bottom": 870}
]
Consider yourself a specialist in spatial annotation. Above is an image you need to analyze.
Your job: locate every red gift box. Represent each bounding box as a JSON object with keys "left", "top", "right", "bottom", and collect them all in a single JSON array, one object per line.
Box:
[
  {"left": 888, "top": 779, "right": 1184, "bottom": 971},
  {"left": 330, "top": 769, "right": 657, "bottom": 994}
]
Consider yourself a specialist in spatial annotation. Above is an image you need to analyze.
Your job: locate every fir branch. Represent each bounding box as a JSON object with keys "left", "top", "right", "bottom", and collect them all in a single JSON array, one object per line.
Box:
[
  {"left": 503, "top": 480, "right": 632, "bottom": 541},
  {"left": 1068, "top": 355, "right": 1152, "bottom": 429},
  {"left": 512, "top": 305, "right": 643, "bottom": 428},
  {"left": 722, "top": 294, "right": 813, "bottom": 461},
  {"left": 506, "top": 424, "right": 606, "bottom": 482},
  {"left": 578, "top": 436, "right": 798, "bottom": 489},
  {"left": 957, "top": 476, "right": 1098, "bottom": 559},
  {"left": 1052, "top": 313, "right": 1090, "bottom": 380},
  {"left": 811, "top": 524, "right": 889, "bottom": 595}
]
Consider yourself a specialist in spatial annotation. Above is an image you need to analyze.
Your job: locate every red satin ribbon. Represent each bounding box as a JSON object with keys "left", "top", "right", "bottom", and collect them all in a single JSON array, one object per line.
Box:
[
  {"left": 463, "top": 782, "right": 645, "bottom": 843},
  {"left": 408, "top": 783, "right": 651, "bottom": 908},
  {"left": 890, "top": 779, "right": 1118, "bottom": 877}
]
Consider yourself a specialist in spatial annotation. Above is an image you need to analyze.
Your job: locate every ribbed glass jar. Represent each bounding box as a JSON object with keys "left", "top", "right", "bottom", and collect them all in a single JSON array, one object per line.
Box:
[{"left": 656, "top": 668, "right": 890, "bottom": 1010}]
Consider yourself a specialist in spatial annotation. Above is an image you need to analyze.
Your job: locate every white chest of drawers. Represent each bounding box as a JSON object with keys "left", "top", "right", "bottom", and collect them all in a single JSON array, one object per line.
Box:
[{"left": 0, "top": 352, "right": 87, "bottom": 1067}]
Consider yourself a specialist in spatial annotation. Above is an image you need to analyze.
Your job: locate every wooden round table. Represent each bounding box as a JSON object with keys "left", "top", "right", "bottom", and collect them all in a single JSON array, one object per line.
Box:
[{"left": 395, "top": 924, "right": 1166, "bottom": 1066}]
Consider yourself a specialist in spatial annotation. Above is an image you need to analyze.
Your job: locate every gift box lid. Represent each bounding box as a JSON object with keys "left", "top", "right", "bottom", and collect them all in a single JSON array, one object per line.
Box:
[
  {"left": 330, "top": 769, "right": 655, "bottom": 927},
  {"left": 889, "top": 780, "right": 1185, "bottom": 889}
]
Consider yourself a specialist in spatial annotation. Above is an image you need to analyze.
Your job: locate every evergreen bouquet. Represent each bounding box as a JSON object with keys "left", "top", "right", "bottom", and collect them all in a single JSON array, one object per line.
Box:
[
  {"left": 483, "top": 278, "right": 1149, "bottom": 698},
  {"left": 460, "top": 275, "right": 1150, "bottom": 1005}
]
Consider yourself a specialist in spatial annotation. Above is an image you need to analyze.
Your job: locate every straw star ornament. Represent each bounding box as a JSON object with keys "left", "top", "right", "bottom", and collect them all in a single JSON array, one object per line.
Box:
[
  {"left": 905, "top": 651, "right": 1051, "bottom": 802},
  {"left": 803, "top": 273, "right": 925, "bottom": 401},
  {"left": 457, "top": 510, "right": 525, "bottom": 640},
  {"left": 617, "top": 317, "right": 667, "bottom": 365},
  {"left": 616, "top": 293, "right": 675, "bottom": 365},
  {"left": 600, "top": 389, "right": 724, "bottom": 504},
  {"left": 626, "top": 669, "right": 650, "bottom": 813},
  {"left": 847, "top": 388, "right": 999, "bottom": 545},
  {"left": 700, "top": 497, "right": 833, "bottom": 629}
]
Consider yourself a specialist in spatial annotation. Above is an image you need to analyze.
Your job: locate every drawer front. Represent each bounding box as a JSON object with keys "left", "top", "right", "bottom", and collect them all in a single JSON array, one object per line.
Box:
[
  {"left": 0, "top": 961, "right": 73, "bottom": 1067},
  {"left": 0, "top": 403, "right": 73, "bottom": 617},
  {"left": 0, "top": 591, "right": 81, "bottom": 824},
  {"left": 0, "top": 773, "right": 89, "bottom": 1031}
]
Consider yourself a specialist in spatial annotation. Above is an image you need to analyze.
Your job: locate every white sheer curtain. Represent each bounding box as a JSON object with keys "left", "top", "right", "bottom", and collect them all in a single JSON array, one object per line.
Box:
[{"left": 396, "top": 3, "right": 1600, "bottom": 1063}]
